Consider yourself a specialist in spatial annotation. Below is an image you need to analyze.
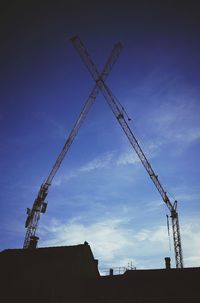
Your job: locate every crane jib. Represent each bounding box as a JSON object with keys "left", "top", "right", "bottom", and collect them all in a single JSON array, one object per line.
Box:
[
  {"left": 71, "top": 36, "right": 184, "bottom": 268},
  {"left": 23, "top": 40, "right": 123, "bottom": 249}
]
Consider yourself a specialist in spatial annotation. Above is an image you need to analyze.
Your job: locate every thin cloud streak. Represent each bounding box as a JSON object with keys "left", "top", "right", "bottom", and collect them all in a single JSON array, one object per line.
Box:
[
  {"left": 148, "top": 98, "right": 200, "bottom": 147},
  {"left": 52, "top": 140, "right": 161, "bottom": 188},
  {"left": 79, "top": 152, "right": 114, "bottom": 172},
  {"left": 40, "top": 213, "right": 200, "bottom": 269},
  {"left": 116, "top": 151, "right": 139, "bottom": 165}
]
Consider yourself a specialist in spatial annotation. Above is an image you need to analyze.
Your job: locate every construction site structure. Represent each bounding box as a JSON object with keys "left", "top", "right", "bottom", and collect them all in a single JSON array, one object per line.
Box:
[
  {"left": 24, "top": 36, "right": 183, "bottom": 269},
  {"left": 23, "top": 41, "right": 123, "bottom": 249}
]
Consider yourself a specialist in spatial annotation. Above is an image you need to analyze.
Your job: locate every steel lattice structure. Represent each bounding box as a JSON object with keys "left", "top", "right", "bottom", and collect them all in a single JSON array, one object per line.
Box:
[
  {"left": 23, "top": 41, "right": 123, "bottom": 248},
  {"left": 71, "top": 36, "right": 183, "bottom": 268},
  {"left": 24, "top": 36, "right": 183, "bottom": 269}
]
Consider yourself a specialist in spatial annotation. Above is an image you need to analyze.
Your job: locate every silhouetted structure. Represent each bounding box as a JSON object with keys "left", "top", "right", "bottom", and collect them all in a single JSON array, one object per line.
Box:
[
  {"left": 1, "top": 244, "right": 199, "bottom": 302},
  {"left": 1, "top": 243, "right": 99, "bottom": 303}
]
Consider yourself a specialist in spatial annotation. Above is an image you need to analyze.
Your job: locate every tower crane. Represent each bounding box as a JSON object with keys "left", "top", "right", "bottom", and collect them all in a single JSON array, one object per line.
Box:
[
  {"left": 71, "top": 36, "right": 184, "bottom": 268},
  {"left": 23, "top": 42, "right": 123, "bottom": 249}
]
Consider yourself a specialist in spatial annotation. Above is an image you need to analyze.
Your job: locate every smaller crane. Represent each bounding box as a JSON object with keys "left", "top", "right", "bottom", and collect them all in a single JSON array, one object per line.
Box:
[
  {"left": 71, "top": 36, "right": 183, "bottom": 268},
  {"left": 23, "top": 41, "right": 123, "bottom": 249}
]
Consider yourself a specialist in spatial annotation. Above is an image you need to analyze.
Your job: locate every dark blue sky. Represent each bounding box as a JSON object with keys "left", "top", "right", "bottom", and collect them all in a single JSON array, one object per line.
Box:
[{"left": 1, "top": 1, "right": 200, "bottom": 269}]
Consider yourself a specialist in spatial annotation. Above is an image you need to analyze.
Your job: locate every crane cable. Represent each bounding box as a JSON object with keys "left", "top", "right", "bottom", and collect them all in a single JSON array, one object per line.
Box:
[{"left": 166, "top": 214, "right": 172, "bottom": 252}]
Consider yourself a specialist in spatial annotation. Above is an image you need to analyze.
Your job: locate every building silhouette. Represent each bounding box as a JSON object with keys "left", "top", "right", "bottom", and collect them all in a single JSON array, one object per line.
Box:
[{"left": 1, "top": 243, "right": 199, "bottom": 302}]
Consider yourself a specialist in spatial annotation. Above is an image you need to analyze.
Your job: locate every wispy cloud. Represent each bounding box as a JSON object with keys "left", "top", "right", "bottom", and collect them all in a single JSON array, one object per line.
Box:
[
  {"left": 53, "top": 142, "right": 160, "bottom": 188},
  {"left": 181, "top": 218, "right": 200, "bottom": 267},
  {"left": 116, "top": 151, "right": 139, "bottom": 165},
  {"left": 116, "top": 139, "right": 161, "bottom": 166},
  {"left": 53, "top": 151, "right": 115, "bottom": 187},
  {"left": 53, "top": 171, "right": 77, "bottom": 187},
  {"left": 126, "top": 73, "right": 200, "bottom": 157},
  {"left": 149, "top": 98, "right": 200, "bottom": 147},
  {"left": 39, "top": 212, "right": 200, "bottom": 270},
  {"left": 175, "top": 191, "right": 200, "bottom": 203},
  {"left": 40, "top": 216, "right": 131, "bottom": 265},
  {"left": 79, "top": 152, "right": 114, "bottom": 172},
  {"left": 145, "top": 199, "right": 164, "bottom": 212}
]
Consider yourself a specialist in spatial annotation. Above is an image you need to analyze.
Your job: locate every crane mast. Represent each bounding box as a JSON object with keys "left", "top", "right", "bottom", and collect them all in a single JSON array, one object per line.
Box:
[
  {"left": 71, "top": 36, "right": 183, "bottom": 268},
  {"left": 23, "top": 42, "right": 123, "bottom": 249}
]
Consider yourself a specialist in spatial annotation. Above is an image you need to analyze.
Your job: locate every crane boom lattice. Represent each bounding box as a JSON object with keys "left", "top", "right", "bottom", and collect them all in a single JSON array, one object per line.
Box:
[
  {"left": 71, "top": 36, "right": 183, "bottom": 268},
  {"left": 23, "top": 42, "right": 123, "bottom": 249}
]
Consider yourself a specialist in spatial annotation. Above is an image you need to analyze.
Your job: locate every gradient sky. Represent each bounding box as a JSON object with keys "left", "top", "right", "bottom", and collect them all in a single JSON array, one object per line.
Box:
[{"left": 1, "top": 1, "right": 200, "bottom": 270}]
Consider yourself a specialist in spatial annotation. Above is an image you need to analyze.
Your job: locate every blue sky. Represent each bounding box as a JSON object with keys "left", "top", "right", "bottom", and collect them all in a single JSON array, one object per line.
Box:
[{"left": 1, "top": 1, "right": 200, "bottom": 270}]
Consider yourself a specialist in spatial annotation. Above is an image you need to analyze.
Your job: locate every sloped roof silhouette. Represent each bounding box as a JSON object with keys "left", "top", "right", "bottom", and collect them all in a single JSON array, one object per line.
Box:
[
  {"left": 1, "top": 243, "right": 99, "bottom": 303},
  {"left": 1, "top": 243, "right": 99, "bottom": 277}
]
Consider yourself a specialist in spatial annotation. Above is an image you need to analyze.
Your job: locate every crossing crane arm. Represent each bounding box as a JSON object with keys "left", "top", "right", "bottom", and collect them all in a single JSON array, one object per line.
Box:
[
  {"left": 71, "top": 36, "right": 183, "bottom": 268},
  {"left": 23, "top": 41, "right": 123, "bottom": 249}
]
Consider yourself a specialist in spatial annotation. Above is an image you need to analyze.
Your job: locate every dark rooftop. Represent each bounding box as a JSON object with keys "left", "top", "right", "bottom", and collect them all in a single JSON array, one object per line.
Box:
[{"left": 1, "top": 244, "right": 199, "bottom": 303}]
